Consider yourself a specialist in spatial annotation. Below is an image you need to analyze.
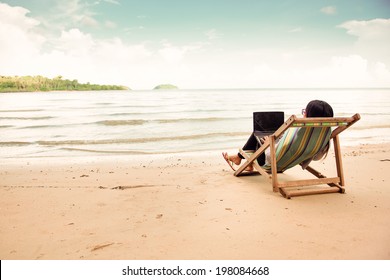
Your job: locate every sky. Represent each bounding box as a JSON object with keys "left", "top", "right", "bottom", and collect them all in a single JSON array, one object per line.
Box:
[{"left": 0, "top": 0, "right": 389, "bottom": 89}]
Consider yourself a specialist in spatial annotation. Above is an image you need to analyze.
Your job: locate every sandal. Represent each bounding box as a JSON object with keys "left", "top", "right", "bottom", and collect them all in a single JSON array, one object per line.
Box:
[{"left": 222, "top": 152, "right": 236, "bottom": 171}]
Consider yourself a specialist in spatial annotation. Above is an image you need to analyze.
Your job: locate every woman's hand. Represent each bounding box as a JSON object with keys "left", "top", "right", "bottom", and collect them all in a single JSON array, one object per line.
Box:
[{"left": 260, "top": 136, "right": 269, "bottom": 144}]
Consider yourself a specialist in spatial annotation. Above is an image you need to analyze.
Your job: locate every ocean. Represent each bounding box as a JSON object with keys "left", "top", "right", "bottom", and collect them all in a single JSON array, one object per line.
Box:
[{"left": 1, "top": 88, "right": 389, "bottom": 159}]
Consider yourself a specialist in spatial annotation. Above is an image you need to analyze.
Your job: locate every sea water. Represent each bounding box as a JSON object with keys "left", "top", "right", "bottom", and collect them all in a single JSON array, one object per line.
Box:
[{"left": 1, "top": 88, "right": 389, "bottom": 159}]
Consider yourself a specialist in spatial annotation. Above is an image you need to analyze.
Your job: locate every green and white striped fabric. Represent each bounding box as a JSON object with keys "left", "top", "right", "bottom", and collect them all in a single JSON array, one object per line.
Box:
[{"left": 262, "top": 127, "right": 331, "bottom": 172}]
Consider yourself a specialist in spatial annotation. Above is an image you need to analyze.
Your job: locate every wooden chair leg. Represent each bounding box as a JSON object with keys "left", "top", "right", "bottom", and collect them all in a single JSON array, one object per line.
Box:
[
  {"left": 270, "top": 136, "right": 278, "bottom": 192},
  {"left": 333, "top": 135, "right": 345, "bottom": 186}
]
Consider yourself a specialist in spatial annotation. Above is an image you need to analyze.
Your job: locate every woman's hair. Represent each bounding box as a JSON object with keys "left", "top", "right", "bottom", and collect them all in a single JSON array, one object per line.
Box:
[
  {"left": 305, "top": 100, "right": 333, "bottom": 118},
  {"left": 305, "top": 100, "right": 334, "bottom": 160}
]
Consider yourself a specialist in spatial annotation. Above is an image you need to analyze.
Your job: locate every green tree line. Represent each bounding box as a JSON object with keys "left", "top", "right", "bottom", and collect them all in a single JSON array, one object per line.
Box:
[{"left": 0, "top": 75, "right": 129, "bottom": 92}]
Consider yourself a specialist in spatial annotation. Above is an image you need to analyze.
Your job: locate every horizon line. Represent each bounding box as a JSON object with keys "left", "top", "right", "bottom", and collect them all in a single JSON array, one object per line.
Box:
[{"left": 129, "top": 86, "right": 390, "bottom": 91}]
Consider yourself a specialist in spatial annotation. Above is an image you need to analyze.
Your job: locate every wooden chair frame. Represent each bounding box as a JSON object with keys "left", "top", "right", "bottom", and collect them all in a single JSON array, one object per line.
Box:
[{"left": 234, "top": 114, "right": 361, "bottom": 199}]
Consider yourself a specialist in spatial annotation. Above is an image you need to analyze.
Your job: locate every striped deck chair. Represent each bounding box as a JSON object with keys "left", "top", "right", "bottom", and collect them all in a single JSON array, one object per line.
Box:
[
  {"left": 234, "top": 114, "right": 361, "bottom": 199},
  {"left": 262, "top": 126, "right": 332, "bottom": 173}
]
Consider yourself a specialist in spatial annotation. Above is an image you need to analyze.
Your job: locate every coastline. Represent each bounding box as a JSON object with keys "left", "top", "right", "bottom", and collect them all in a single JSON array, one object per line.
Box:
[{"left": 0, "top": 143, "right": 389, "bottom": 260}]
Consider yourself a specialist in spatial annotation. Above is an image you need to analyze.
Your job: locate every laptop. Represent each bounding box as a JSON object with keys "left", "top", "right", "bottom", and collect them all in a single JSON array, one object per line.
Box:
[{"left": 253, "top": 111, "right": 284, "bottom": 143}]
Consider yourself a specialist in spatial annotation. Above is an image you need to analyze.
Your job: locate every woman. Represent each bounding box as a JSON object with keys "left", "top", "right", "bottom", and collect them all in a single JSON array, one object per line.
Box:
[{"left": 223, "top": 100, "right": 334, "bottom": 172}]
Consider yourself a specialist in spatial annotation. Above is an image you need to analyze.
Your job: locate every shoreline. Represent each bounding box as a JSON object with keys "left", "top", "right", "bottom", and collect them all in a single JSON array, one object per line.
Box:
[
  {"left": 2, "top": 142, "right": 387, "bottom": 164},
  {"left": 1, "top": 143, "right": 389, "bottom": 259}
]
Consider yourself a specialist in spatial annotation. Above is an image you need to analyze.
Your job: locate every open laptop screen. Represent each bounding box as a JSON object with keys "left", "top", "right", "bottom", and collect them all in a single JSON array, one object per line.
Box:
[
  {"left": 253, "top": 111, "right": 284, "bottom": 140},
  {"left": 253, "top": 111, "right": 284, "bottom": 132}
]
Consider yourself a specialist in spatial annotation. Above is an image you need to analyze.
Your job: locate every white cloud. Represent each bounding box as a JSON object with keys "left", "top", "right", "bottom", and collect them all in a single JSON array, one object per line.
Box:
[
  {"left": 0, "top": 2, "right": 39, "bottom": 28},
  {"left": 124, "top": 26, "right": 145, "bottom": 34},
  {"left": 158, "top": 44, "right": 186, "bottom": 63},
  {"left": 205, "top": 29, "right": 221, "bottom": 40},
  {"left": 102, "top": 0, "right": 120, "bottom": 5},
  {"left": 321, "top": 6, "right": 337, "bottom": 15},
  {"left": 157, "top": 42, "right": 202, "bottom": 64},
  {"left": 93, "top": 0, "right": 120, "bottom": 5},
  {"left": 328, "top": 55, "right": 371, "bottom": 85},
  {"left": 288, "top": 27, "right": 303, "bottom": 33},
  {"left": 56, "top": 0, "right": 86, "bottom": 21},
  {"left": 339, "top": 18, "right": 390, "bottom": 66},
  {"left": 94, "top": 38, "right": 152, "bottom": 62},
  {"left": 96, "top": 0, "right": 120, "bottom": 5},
  {"left": 0, "top": 3, "right": 45, "bottom": 71},
  {"left": 57, "top": 28, "right": 96, "bottom": 56},
  {"left": 374, "top": 62, "right": 390, "bottom": 80},
  {"left": 42, "top": 32, "right": 154, "bottom": 85},
  {"left": 105, "top": 20, "right": 117, "bottom": 28},
  {"left": 37, "top": 0, "right": 102, "bottom": 31},
  {"left": 339, "top": 18, "right": 390, "bottom": 40},
  {"left": 80, "top": 15, "right": 99, "bottom": 27}
]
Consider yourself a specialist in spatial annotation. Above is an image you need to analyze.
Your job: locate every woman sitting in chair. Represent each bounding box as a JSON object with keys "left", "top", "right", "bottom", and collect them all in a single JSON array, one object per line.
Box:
[{"left": 222, "top": 100, "right": 334, "bottom": 172}]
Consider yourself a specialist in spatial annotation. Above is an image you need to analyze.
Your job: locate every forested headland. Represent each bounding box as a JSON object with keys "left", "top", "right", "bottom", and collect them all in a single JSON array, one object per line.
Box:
[
  {"left": 0, "top": 75, "right": 129, "bottom": 92},
  {"left": 153, "top": 84, "right": 178, "bottom": 90}
]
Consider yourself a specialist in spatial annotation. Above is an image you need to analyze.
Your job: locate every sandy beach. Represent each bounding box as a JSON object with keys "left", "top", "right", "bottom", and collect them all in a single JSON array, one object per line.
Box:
[{"left": 0, "top": 143, "right": 389, "bottom": 260}]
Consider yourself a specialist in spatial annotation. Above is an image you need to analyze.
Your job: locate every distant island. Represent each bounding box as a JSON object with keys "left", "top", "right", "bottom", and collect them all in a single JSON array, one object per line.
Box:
[
  {"left": 0, "top": 75, "right": 129, "bottom": 92},
  {"left": 153, "top": 84, "right": 178, "bottom": 90}
]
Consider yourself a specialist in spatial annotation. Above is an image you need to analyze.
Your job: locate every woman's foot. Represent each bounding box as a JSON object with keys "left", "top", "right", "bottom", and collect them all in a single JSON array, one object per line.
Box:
[
  {"left": 222, "top": 152, "right": 238, "bottom": 171},
  {"left": 222, "top": 152, "right": 253, "bottom": 172},
  {"left": 222, "top": 152, "right": 242, "bottom": 165}
]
